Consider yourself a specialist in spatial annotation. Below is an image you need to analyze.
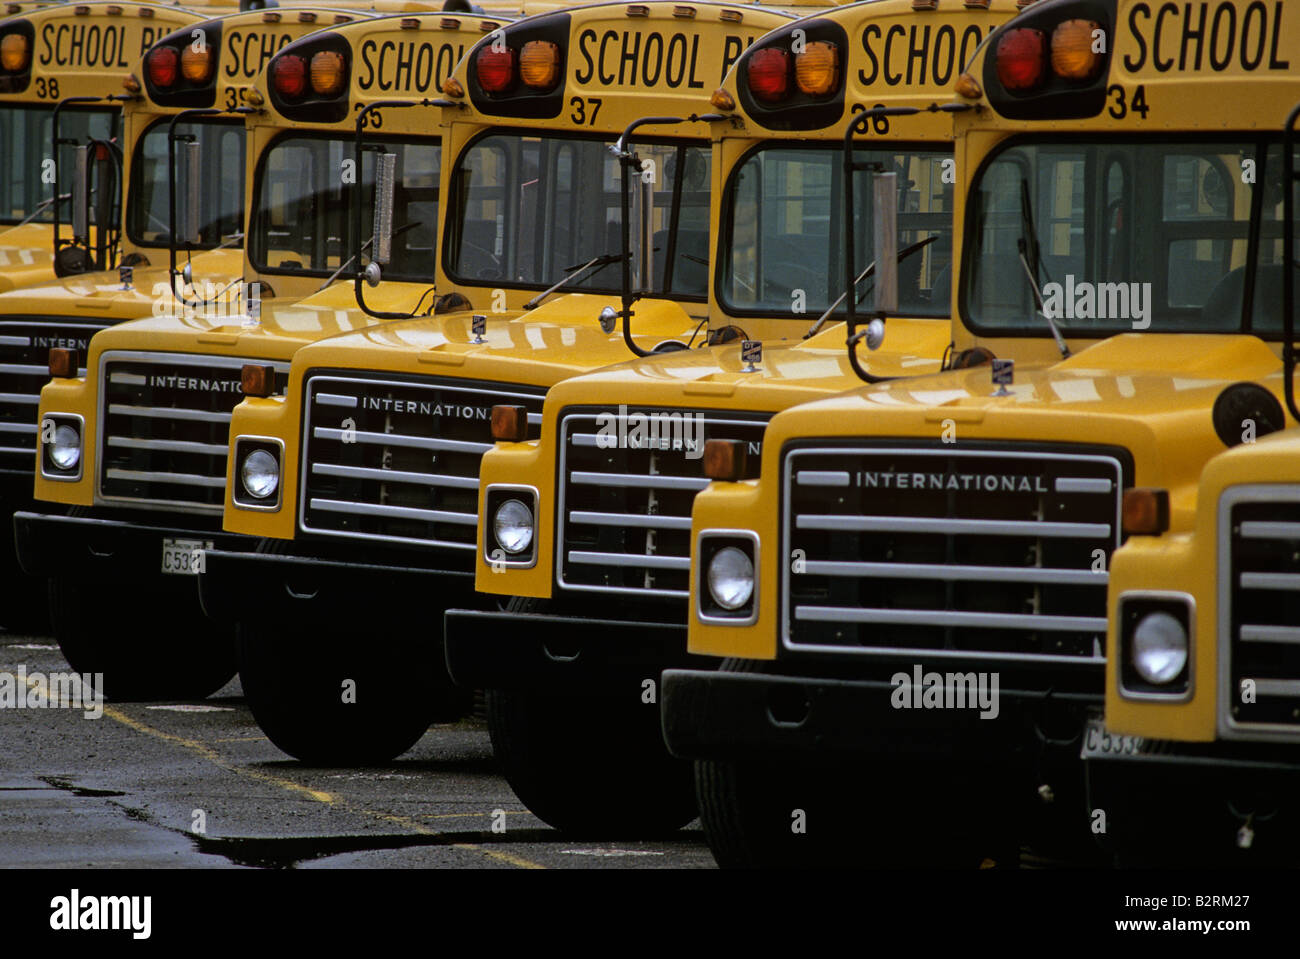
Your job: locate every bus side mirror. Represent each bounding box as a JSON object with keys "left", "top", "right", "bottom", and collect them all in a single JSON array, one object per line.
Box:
[
  {"left": 179, "top": 140, "right": 202, "bottom": 246},
  {"left": 371, "top": 152, "right": 396, "bottom": 267},
  {"left": 71, "top": 144, "right": 89, "bottom": 246},
  {"left": 873, "top": 171, "right": 898, "bottom": 315}
]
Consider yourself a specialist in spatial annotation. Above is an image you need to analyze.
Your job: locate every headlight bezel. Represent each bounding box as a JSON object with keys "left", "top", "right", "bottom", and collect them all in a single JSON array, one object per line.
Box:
[
  {"left": 232, "top": 436, "right": 284, "bottom": 511},
  {"left": 40, "top": 413, "right": 84, "bottom": 482},
  {"left": 697, "top": 529, "right": 759, "bottom": 625},
  {"left": 483, "top": 484, "right": 538, "bottom": 568},
  {"left": 1118, "top": 591, "right": 1194, "bottom": 702}
]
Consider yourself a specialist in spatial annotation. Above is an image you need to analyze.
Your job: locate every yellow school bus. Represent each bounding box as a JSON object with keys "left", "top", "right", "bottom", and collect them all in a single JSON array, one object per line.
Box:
[
  {"left": 0, "top": 1, "right": 262, "bottom": 629},
  {"left": 444, "top": 0, "right": 1018, "bottom": 837},
  {"left": 22, "top": 7, "right": 632, "bottom": 701},
  {"left": 12, "top": 5, "right": 463, "bottom": 689},
  {"left": 195, "top": 1, "right": 815, "bottom": 765},
  {"left": 0, "top": 1, "right": 232, "bottom": 292},
  {"left": 661, "top": 0, "right": 1299, "bottom": 867},
  {"left": 1095, "top": 254, "right": 1298, "bottom": 860}
]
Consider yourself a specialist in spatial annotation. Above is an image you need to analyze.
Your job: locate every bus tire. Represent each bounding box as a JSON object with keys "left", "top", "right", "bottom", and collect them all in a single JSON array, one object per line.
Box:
[
  {"left": 235, "top": 619, "right": 466, "bottom": 765},
  {"left": 486, "top": 686, "right": 696, "bottom": 837},
  {"left": 50, "top": 575, "right": 235, "bottom": 701}
]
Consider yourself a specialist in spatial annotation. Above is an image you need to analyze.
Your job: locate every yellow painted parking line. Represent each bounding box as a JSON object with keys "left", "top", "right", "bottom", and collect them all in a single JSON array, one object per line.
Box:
[{"left": 20, "top": 672, "right": 545, "bottom": 869}]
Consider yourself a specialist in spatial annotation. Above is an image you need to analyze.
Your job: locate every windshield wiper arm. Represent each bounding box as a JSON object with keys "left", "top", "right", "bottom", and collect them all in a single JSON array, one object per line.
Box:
[
  {"left": 525, "top": 251, "right": 629, "bottom": 309},
  {"left": 1017, "top": 177, "right": 1069, "bottom": 359},
  {"left": 15, "top": 193, "right": 72, "bottom": 227},
  {"left": 318, "top": 221, "right": 422, "bottom": 291},
  {"left": 804, "top": 235, "right": 938, "bottom": 339}
]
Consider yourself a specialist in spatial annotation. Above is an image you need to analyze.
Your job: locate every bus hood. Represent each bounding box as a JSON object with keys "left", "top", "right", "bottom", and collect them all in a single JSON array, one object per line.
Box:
[
  {"left": 280, "top": 293, "right": 707, "bottom": 389},
  {"left": 535, "top": 316, "right": 952, "bottom": 413},
  {"left": 0, "top": 249, "right": 244, "bottom": 318}
]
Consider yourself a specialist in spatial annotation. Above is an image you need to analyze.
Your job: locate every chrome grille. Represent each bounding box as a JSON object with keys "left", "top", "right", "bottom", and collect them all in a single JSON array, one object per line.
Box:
[
  {"left": 557, "top": 407, "right": 767, "bottom": 599},
  {"left": 1220, "top": 486, "right": 1300, "bottom": 740},
  {"left": 98, "top": 351, "right": 287, "bottom": 513},
  {"left": 300, "top": 372, "right": 544, "bottom": 552},
  {"left": 0, "top": 318, "right": 98, "bottom": 472},
  {"left": 782, "top": 444, "right": 1126, "bottom": 664}
]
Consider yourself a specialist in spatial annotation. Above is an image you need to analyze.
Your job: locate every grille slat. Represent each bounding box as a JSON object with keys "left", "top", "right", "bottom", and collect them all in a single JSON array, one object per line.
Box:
[
  {"left": 782, "top": 445, "right": 1125, "bottom": 664},
  {"left": 300, "top": 373, "right": 543, "bottom": 555},
  {"left": 100, "top": 352, "right": 284, "bottom": 512},
  {"left": 0, "top": 320, "right": 101, "bottom": 472},
  {"left": 557, "top": 408, "right": 768, "bottom": 600},
  {"left": 1222, "top": 492, "right": 1300, "bottom": 738}
]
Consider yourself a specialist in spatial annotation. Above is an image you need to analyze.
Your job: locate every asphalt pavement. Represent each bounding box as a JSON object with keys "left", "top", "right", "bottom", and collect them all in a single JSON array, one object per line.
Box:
[{"left": 0, "top": 633, "right": 714, "bottom": 870}]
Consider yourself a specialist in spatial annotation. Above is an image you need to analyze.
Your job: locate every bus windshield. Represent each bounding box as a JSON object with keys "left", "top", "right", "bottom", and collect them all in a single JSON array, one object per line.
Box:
[
  {"left": 129, "top": 118, "right": 245, "bottom": 248},
  {"left": 0, "top": 105, "right": 118, "bottom": 225},
  {"left": 964, "top": 138, "right": 1300, "bottom": 337},
  {"left": 250, "top": 134, "right": 440, "bottom": 281},
  {"left": 445, "top": 133, "right": 711, "bottom": 299},
  {"left": 719, "top": 145, "right": 953, "bottom": 319}
]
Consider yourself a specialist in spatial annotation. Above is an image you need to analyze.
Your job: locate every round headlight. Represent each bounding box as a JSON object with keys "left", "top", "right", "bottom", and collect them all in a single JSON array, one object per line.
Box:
[
  {"left": 707, "top": 546, "right": 754, "bottom": 611},
  {"left": 49, "top": 424, "right": 81, "bottom": 471},
  {"left": 493, "top": 498, "right": 534, "bottom": 555},
  {"left": 1132, "top": 611, "right": 1188, "bottom": 685},
  {"left": 240, "top": 449, "right": 279, "bottom": 500}
]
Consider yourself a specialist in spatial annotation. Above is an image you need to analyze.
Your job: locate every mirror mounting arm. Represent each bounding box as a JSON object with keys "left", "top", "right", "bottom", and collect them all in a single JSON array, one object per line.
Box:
[{"left": 351, "top": 99, "right": 433, "bottom": 320}]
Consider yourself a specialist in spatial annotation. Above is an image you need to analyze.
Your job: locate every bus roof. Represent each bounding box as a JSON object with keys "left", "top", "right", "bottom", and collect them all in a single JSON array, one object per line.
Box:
[
  {"left": 0, "top": 2, "right": 209, "bottom": 101},
  {"left": 715, "top": 0, "right": 1021, "bottom": 140},
  {"left": 140, "top": 6, "right": 380, "bottom": 111},
  {"left": 441, "top": 1, "right": 799, "bottom": 140},
  {"left": 261, "top": 11, "right": 513, "bottom": 134},
  {"left": 960, "top": 0, "right": 1298, "bottom": 134},
  {"left": 441, "top": 0, "right": 795, "bottom": 138}
]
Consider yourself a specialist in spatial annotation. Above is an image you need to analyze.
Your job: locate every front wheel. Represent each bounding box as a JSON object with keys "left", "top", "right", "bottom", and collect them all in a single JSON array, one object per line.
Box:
[
  {"left": 235, "top": 619, "right": 469, "bottom": 765},
  {"left": 50, "top": 575, "right": 236, "bottom": 701},
  {"left": 487, "top": 687, "right": 697, "bottom": 837}
]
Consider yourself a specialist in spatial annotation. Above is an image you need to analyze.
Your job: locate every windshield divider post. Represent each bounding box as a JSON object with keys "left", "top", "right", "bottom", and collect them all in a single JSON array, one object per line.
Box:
[
  {"left": 608, "top": 115, "right": 709, "bottom": 357},
  {"left": 166, "top": 107, "right": 227, "bottom": 309},
  {"left": 50, "top": 96, "right": 110, "bottom": 272},
  {"left": 1284, "top": 102, "right": 1300, "bottom": 422},
  {"left": 351, "top": 99, "right": 427, "bottom": 321},
  {"left": 842, "top": 105, "right": 918, "bottom": 384}
]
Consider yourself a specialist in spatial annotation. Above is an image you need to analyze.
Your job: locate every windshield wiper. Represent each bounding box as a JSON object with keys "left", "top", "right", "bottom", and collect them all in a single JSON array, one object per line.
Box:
[
  {"left": 804, "top": 235, "right": 938, "bottom": 339},
  {"left": 525, "top": 251, "right": 629, "bottom": 310},
  {"left": 1018, "top": 177, "right": 1070, "bottom": 359},
  {"left": 317, "top": 221, "right": 422, "bottom": 291},
  {"left": 15, "top": 193, "right": 71, "bottom": 228}
]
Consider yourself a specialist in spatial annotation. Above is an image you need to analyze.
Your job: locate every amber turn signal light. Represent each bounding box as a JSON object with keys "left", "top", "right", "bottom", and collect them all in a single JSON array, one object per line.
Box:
[
  {"left": 0, "top": 31, "right": 29, "bottom": 71},
  {"left": 1122, "top": 488, "right": 1169, "bottom": 536},
  {"left": 491, "top": 405, "right": 529, "bottom": 442},
  {"left": 241, "top": 364, "right": 276, "bottom": 398},
  {"left": 703, "top": 439, "right": 747, "bottom": 482},
  {"left": 518, "top": 40, "right": 559, "bottom": 90},
  {"left": 48, "top": 348, "right": 77, "bottom": 378}
]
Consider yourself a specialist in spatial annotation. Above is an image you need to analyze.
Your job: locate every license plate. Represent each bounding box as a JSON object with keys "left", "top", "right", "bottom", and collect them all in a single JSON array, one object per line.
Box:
[
  {"left": 1081, "top": 716, "right": 1146, "bottom": 760},
  {"left": 161, "top": 539, "right": 211, "bottom": 576}
]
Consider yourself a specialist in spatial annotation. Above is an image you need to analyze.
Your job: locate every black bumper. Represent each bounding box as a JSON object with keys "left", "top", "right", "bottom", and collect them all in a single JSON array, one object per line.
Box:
[
  {"left": 198, "top": 546, "right": 477, "bottom": 624},
  {"left": 660, "top": 667, "right": 1098, "bottom": 764},
  {"left": 444, "top": 607, "right": 710, "bottom": 692},
  {"left": 13, "top": 509, "right": 251, "bottom": 580},
  {"left": 1082, "top": 738, "right": 1300, "bottom": 854}
]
